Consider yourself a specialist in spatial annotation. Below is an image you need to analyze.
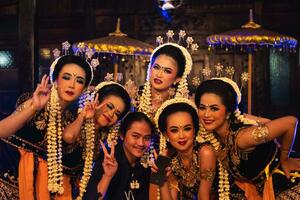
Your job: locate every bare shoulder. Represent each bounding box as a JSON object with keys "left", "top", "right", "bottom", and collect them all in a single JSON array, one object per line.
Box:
[{"left": 198, "top": 144, "right": 216, "bottom": 159}]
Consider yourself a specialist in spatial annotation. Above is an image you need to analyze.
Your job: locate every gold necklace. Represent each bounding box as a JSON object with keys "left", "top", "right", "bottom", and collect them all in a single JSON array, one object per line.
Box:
[{"left": 171, "top": 151, "right": 200, "bottom": 188}]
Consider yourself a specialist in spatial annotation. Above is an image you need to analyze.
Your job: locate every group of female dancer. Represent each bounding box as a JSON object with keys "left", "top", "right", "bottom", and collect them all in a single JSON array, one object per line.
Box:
[{"left": 0, "top": 39, "right": 299, "bottom": 200}]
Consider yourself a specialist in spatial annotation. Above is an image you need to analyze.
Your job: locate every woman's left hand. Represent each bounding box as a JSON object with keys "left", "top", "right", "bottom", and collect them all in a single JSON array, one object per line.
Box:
[
  {"left": 150, "top": 149, "right": 172, "bottom": 177},
  {"left": 280, "top": 157, "right": 300, "bottom": 178},
  {"left": 100, "top": 140, "right": 118, "bottom": 178}
]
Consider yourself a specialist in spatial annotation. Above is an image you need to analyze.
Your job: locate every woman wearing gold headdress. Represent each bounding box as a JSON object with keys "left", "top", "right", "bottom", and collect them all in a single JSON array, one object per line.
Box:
[
  {"left": 195, "top": 78, "right": 300, "bottom": 199},
  {"left": 0, "top": 55, "right": 94, "bottom": 200},
  {"left": 151, "top": 98, "right": 216, "bottom": 200},
  {"left": 136, "top": 42, "right": 192, "bottom": 120},
  {"left": 134, "top": 38, "right": 194, "bottom": 199}
]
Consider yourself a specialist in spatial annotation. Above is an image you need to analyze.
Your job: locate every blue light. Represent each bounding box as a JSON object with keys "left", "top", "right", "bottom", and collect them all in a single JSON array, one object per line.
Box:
[
  {"left": 160, "top": 9, "right": 172, "bottom": 23},
  {"left": 0, "top": 51, "right": 13, "bottom": 68}
]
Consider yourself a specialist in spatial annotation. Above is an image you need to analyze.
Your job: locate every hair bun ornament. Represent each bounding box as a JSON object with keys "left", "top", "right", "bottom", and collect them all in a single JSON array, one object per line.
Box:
[
  {"left": 50, "top": 41, "right": 94, "bottom": 86},
  {"left": 94, "top": 81, "right": 125, "bottom": 93},
  {"left": 154, "top": 97, "right": 198, "bottom": 130},
  {"left": 211, "top": 77, "right": 257, "bottom": 125},
  {"left": 49, "top": 57, "right": 60, "bottom": 84},
  {"left": 77, "top": 81, "right": 129, "bottom": 114},
  {"left": 154, "top": 97, "right": 198, "bottom": 154},
  {"left": 146, "top": 30, "right": 198, "bottom": 82},
  {"left": 211, "top": 77, "right": 242, "bottom": 104}
]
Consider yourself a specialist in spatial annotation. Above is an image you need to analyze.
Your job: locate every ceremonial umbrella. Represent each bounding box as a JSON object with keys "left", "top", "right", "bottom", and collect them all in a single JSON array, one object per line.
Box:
[
  {"left": 206, "top": 9, "right": 297, "bottom": 113},
  {"left": 73, "top": 18, "right": 154, "bottom": 81}
]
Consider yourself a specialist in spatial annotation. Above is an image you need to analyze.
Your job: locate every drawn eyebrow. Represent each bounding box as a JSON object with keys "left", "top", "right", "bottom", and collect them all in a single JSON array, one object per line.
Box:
[{"left": 200, "top": 104, "right": 219, "bottom": 107}]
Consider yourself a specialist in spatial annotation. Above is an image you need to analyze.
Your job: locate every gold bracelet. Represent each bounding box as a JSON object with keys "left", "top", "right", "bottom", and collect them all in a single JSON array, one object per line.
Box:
[
  {"left": 200, "top": 168, "right": 216, "bottom": 182},
  {"left": 15, "top": 103, "right": 26, "bottom": 113},
  {"left": 29, "top": 101, "right": 38, "bottom": 113}
]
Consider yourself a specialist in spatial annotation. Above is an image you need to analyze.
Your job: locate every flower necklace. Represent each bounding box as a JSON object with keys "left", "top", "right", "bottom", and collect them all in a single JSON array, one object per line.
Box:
[
  {"left": 76, "top": 118, "right": 95, "bottom": 200},
  {"left": 46, "top": 85, "right": 64, "bottom": 194}
]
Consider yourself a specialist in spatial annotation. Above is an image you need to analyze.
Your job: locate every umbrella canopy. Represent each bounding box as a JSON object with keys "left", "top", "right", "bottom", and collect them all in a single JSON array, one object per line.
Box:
[
  {"left": 206, "top": 9, "right": 297, "bottom": 113},
  {"left": 207, "top": 10, "right": 297, "bottom": 50},
  {"left": 74, "top": 18, "right": 154, "bottom": 56},
  {"left": 73, "top": 18, "right": 154, "bottom": 82}
]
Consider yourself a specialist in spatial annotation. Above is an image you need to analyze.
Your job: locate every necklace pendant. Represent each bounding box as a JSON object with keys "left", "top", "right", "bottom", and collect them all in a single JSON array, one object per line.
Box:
[{"left": 130, "top": 180, "right": 140, "bottom": 189}]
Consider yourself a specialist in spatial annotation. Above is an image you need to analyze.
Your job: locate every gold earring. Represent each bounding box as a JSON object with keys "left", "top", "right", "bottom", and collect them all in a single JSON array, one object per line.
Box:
[
  {"left": 226, "top": 114, "right": 230, "bottom": 120},
  {"left": 168, "top": 87, "right": 176, "bottom": 97}
]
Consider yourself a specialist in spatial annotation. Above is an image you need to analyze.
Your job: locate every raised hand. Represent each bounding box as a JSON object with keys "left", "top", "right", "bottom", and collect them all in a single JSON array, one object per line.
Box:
[
  {"left": 32, "top": 75, "right": 50, "bottom": 111},
  {"left": 81, "top": 93, "right": 99, "bottom": 119},
  {"left": 280, "top": 157, "right": 300, "bottom": 178},
  {"left": 150, "top": 149, "right": 159, "bottom": 173},
  {"left": 100, "top": 140, "right": 118, "bottom": 178},
  {"left": 150, "top": 149, "right": 172, "bottom": 177}
]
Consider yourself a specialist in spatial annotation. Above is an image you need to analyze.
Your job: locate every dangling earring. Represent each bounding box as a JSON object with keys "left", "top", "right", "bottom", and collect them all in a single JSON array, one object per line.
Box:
[
  {"left": 168, "top": 83, "right": 176, "bottom": 98},
  {"left": 226, "top": 113, "right": 231, "bottom": 120},
  {"left": 166, "top": 137, "right": 169, "bottom": 142}
]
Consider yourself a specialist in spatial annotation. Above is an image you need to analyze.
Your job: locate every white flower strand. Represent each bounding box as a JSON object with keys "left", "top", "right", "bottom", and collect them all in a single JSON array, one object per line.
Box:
[
  {"left": 46, "top": 85, "right": 64, "bottom": 194},
  {"left": 197, "top": 124, "right": 230, "bottom": 200},
  {"left": 76, "top": 119, "right": 95, "bottom": 200}
]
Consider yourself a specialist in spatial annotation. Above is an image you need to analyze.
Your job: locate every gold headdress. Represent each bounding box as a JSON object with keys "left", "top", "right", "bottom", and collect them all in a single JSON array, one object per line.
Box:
[
  {"left": 146, "top": 42, "right": 193, "bottom": 98},
  {"left": 91, "top": 81, "right": 127, "bottom": 148},
  {"left": 154, "top": 97, "right": 197, "bottom": 154},
  {"left": 49, "top": 52, "right": 94, "bottom": 86},
  {"left": 94, "top": 81, "right": 125, "bottom": 93}
]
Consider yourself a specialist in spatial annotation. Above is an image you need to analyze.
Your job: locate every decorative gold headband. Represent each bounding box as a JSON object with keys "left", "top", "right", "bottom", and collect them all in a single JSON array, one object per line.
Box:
[
  {"left": 154, "top": 97, "right": 197, "bottom": 130},
  {"left": 49, "top": 55, "right": 94, "bottom": 86},
  {"left": 146, "top": 42, "right": 193, "bottom": 82},
  {"left": 212, "top": 77, "right": 242, "bottom": 104},
  {"left": 94, "top": 81, "right": 126, "bottom": 93}
]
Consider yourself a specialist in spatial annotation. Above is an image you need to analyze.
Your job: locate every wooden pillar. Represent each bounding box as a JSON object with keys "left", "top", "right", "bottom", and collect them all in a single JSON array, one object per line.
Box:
[
  {"left": 18, "top": 0, "right": 37, "bottom": 93},
  {"left": 113, "top": 63, "right": 117, "bottom": 82},
  {"left": 247, "top": 53, "right": 253, "bottom": 114}
]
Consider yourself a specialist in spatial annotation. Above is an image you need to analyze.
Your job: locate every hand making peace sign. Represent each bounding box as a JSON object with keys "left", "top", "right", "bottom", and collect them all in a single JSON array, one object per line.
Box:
[
  {"left": 80, "top": 93, "right": 100, "bottom": 120},
  {"left": 100, "top": 140, "right": 118, "bottom": 178}
]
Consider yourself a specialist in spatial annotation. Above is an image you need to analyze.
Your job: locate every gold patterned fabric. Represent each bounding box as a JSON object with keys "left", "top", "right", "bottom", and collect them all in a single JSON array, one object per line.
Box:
[
  {"left": 276, "top": 183, "right": 300, "bottom": 199},
  {"left": 171, "top": 151, "right": 201, "bottom": 199},
  {"left": 224, "top": 127, "right": 278, "bottom": 182},
  {"left": 0, "top": 178, "right": 19, "bottom": 200},
  {"left": 217, "top": 126, "right": 300, "bottom": 199},
  {"left": 0, "top": 93, "right": 82, "bottom": 199}
]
